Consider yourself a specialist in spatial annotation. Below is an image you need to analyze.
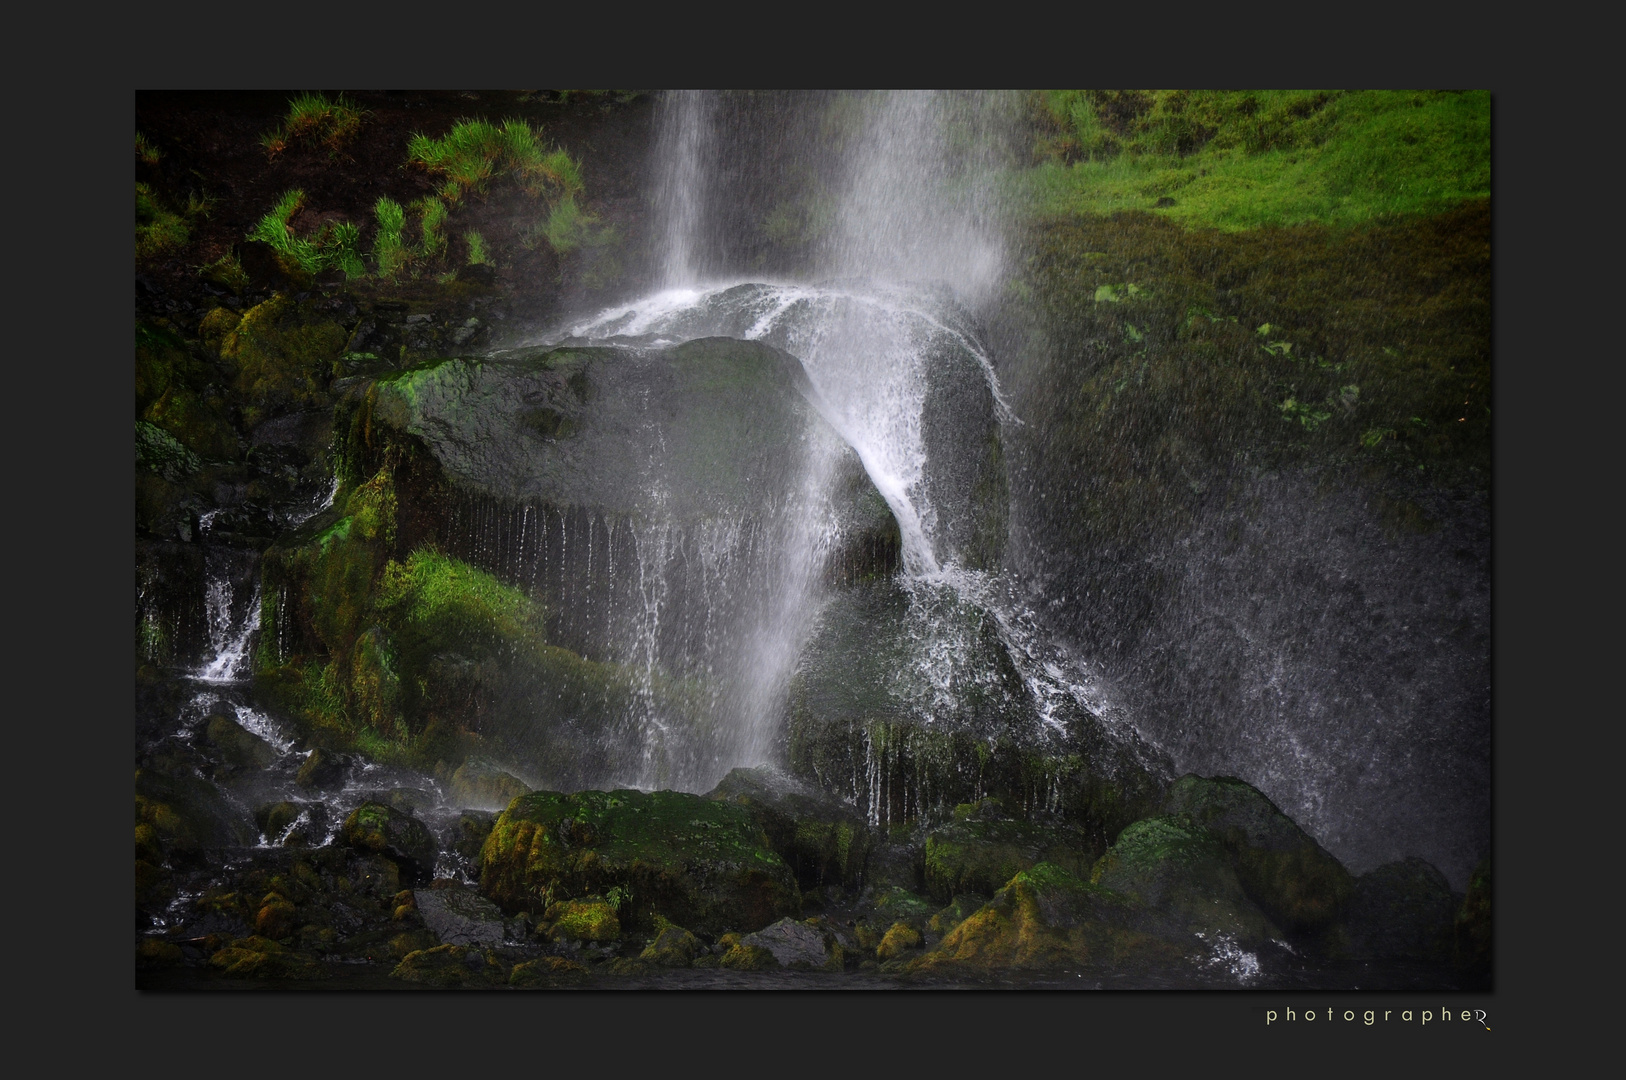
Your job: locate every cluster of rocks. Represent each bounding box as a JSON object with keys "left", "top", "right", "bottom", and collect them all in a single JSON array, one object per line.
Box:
[{"left": 136, "top": 759, "right": 1490, "bottom": 989}]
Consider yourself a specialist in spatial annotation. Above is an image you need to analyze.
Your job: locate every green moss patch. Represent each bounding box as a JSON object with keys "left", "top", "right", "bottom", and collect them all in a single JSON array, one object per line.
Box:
[
  {"left": 479, "top": 788, "right": 799, "bottom": 936},
  {"left": 1030, "top": 90, "right": 1489, "bottom": 230}
]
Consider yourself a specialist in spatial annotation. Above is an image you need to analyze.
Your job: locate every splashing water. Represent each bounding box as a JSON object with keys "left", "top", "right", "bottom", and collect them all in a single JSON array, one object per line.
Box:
[{"left": 195, "top": 553, "right": 261, "bottom": 683}]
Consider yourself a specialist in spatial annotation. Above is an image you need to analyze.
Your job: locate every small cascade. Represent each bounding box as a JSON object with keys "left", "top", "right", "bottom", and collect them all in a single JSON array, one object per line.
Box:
[{"left": 194, "top": 548, "right": 261, "bottom": 683}]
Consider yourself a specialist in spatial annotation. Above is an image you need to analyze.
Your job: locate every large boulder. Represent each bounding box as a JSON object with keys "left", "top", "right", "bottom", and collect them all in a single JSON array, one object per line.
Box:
[
  {"left": 784, "top": 579, "right": 1166, "bottom": 837},
  {"left": 1089, "top": 816, "right": 1279, "bottom": 948},
  {"left": 478, "top": 789, "right": 799, "bottom": 937},
  {"left": 341, "top": 802, "right": 440, "bottom": 884},
  {"left": 1344, "top": 857, "right": 1456, "bottom": 963},
  {"left": 1163, "top": 775, "right": 1354, "bottom": 933},
  {"left": 704, "top": 766, "right": 871, "bottom": 890},
  {"left": 447, "top": 760, "right": 531, "bottom": 810}
]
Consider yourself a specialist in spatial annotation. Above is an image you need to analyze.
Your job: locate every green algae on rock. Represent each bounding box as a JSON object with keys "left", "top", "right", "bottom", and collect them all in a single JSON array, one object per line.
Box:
[{"left": 479, "top": 788, "right": 798, "bottom": 936}]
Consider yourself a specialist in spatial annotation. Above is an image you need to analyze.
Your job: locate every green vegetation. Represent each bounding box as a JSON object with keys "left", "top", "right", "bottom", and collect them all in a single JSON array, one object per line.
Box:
[
  {"left": 464, "top": 230, "right": 490, "bottom": 265},
  {"left": 371, "top": 197, "right": 408, "bottom": 278},
  {"left": 1029, "top": 90, "right": 1489, "bottom": 230},
  {"left": 246, "top": 189, "right": 365, "bottom": 277},
  {"left": 197, "top": 253, "right": 250, "bottom": 294},
  {"left": 135, "top": 183, "right": 189, "bottom": 256},
  {"left": 135, "top": 131, "right": 162, "bottom": 165},
  {"left": 261, "top": 92, "right": 368, "bottom": 158},
  {"left": 407, "top": 117, "right": 581, "bottom": 204}
]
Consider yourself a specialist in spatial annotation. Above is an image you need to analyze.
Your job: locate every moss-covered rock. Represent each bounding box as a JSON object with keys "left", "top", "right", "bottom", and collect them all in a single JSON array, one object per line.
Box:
[
  {"left": 1090, "top": 815, "right": 1279, "bottom": 947},
  {"left": 1344, "top": 857, "right": 1456, "bottom": 963},
  {"left": 908, "top": 862, "right": 1183, "bottom": 978},
  {"left": 208, "top": 936, "right": 327, "bottom": 980},
  {"left": 222, "top": 295, "right": 349, "bottom": 425},
  {"left": 136, "top": 938, "right": 184, "bottom": 969},
  {"left": 927, "top": 894, "right": 987, "bottom": 936},
  {"left": 341, "top": 802, "right": 439, "bottom": 884},
  {"left": 1163, "top": 775, "right": 1353, "bottom": 933},
  {"left": 204, "top": 714, "right": 279, "bottom": 769},
  {"left": 719, "top": 944, "right": 779, "bottom": 971},
  {"left": 877, "top": 921, "right": 923, "bottom": 962},
  {"left": 544, "top": 897, "right": 621, "bottom": 943},
  {"left": 640, "top": 922, "right": 703, "bottom": 966},
  {"left": 390, "top": 944, "right": 504, "bottom": 987},
  {"left": 479, "top": 788, "right": 798, "bottom": 936},
  {"left": 448, "top": 760, "right": 531, "bottom": 810},
  {"left": 924, "top": 799, "right": 1097, "bottom": 901},
  {"left": 509, "top": 956, "right": 590, "bottom": 986},
  {"left": 295, "top": 747, "right": 349, "bottom": 790},
  {"left": 254, "top": 893, "right": 298, "bottom": 940}
]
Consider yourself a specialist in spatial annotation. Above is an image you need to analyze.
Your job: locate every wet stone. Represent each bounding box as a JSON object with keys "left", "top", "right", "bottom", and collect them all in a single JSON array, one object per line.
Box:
[{"left": 414, "top": 886, "right": 514, "bottom": 948}]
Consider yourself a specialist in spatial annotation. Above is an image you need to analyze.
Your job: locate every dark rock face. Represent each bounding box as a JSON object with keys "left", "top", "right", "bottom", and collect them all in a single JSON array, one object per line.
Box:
[
  {"left": 1345, "top": 857, "right": 1456, "bottom": 962},
  {"left": 1163, "top": 774, "right": 1354, "bottom": 933},
  {"left": 783, "top": 578, "right": 1166, "bottom": 840},
  {"left": 704, "top": 766, "right": 871, "bottom": 891}
]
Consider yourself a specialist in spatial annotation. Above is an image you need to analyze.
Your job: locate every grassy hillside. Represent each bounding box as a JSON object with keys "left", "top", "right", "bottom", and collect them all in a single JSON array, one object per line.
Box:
[{"left": 1027, "top": 89, "right": 1489, "bottom": 230}]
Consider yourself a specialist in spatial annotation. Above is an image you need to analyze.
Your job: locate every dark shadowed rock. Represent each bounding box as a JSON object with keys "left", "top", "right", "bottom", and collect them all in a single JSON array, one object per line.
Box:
[
  {"left": 1345, "top": 857, "right": 1455, "bottom": 962},
  {"left": 1163, "top": 775, "right": 1354, "bottom": 933}
]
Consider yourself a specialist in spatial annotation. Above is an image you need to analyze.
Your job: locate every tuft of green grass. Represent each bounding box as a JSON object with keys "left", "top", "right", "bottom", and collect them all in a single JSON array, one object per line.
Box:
[
  {"left": 247, "top": 189, "right": 367, "bottom": 277},
  {"left": 413, "top": 197, "right": 448, "bottom": 261},
  {"left": 135, "top": 132, "right": 162, "bottom": 165},
  {"left": 464, "top": 230, "right": 490, "bottom": 265},
  {"left": 372, "top": 197, "right": 408, "bottom": 278},
  {"left": 1028, "top": 90, "right": 1489, "bottom": 230},
  {"left": 408, "top": 117, "right": 582, "bottom": 205},
  {"left": 262, "top": 92, "right": 369, "bottom": 159},
  {"left": 136, "top": 183, "right": 189, "bottom": 256}
]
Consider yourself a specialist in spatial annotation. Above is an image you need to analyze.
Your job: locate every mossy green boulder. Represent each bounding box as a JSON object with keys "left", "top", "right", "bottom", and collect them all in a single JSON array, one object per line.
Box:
[
  {"left": 341, "top": 802, "right": 439, "bottom": 883},
  {"left": 1163, "top": 775, "right": 1354, "bottom": 932},
  {"left": 448, "top": 760, "right": 532, "bottom": 809},
  {"left": 640, "top": 922, "right": 703, "bottom": 966},
  {"left": 390, "top": 943, "right": 504, "bottom": 987},
  {"left": 544, "top": 897, "right": 621, "bottom": 943},
  {"left": 1090, "top": 815, "right": 1279, "bottom": 947},
  {"left": 208, "top": 936, "right": 327, "bottom": 980},
  {"left": 479, "top": 789, "right": 798, "bottom": 936}
]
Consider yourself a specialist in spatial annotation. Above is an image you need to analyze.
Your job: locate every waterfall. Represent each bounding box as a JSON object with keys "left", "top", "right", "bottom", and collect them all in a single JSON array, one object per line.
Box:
[
  {"left": 534, "top": 90, "right": 1156, "bottom": 797},
  {"left": 195, "top": 548, "right": 261, "bottom": 683}
]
